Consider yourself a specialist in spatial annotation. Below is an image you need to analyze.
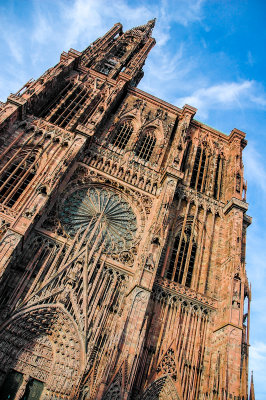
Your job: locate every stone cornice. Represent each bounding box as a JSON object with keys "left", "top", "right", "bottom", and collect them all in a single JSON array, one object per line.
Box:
[
  {"left": 223, "top": 197, "right": 249, "bottom": 215},
  {"left": 243, "top": 214, "right": 252, "bottom": 227},
  {"left": 160, "top": 167, "right": 184, "bottom": 184},
  {"left": 181, "top": 104, "right": 197, "bottom": 118},
  {"left": 154, "top": 276, "right": 217, "bottom": 311},
  {"left": 128, "top": 87, "right": 182, "bottom": 114},
  {"left": 213, "top": 322, "right": 244, "bottom": 333},
  {"left": 228, "top": 128, "right": 246, "bottom": 142},
  {"left": 176, "top": 184, "right": 224, "bottom": 214}
]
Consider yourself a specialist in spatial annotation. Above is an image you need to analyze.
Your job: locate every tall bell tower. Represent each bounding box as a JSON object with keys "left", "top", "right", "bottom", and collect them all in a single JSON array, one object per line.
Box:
[{"left": 0, "top": 20, "right": 253, "bottom": 400}]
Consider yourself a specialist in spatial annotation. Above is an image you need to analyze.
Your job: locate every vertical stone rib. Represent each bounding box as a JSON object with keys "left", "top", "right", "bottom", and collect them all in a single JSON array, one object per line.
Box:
[
  {"left": 172, "top": 200, "right": 190, "bottom": 281},
  {"left": 183, "top": 202, "right": 198, "bottom": 286}
]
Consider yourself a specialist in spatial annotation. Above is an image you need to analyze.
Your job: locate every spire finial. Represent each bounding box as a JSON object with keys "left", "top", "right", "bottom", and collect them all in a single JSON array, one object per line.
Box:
[
  {"left": 147, "top": 18, "right": 156, "bottom": 29},
  {"left": 250, "top": 371, "right": 255, "bottom": 400},
  {"left": 126, "top": 18, "right": 156, "bottom": 37}
]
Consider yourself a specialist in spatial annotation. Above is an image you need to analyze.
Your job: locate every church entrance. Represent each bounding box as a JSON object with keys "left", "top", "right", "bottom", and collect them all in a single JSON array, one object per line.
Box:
[
  {"left": 0, "top": 370, "right": 23, "bottom": 399},
  {"left": 22, "top": 378, "right": 44, "bottom": 400},
  {"left": 0, "top": 370, "right": 44, "bottom": 400}
]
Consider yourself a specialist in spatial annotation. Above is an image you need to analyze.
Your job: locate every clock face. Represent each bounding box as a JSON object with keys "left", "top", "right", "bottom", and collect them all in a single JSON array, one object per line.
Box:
[{"left": 59, "top": 186, "right": 137, "bottom": 253}]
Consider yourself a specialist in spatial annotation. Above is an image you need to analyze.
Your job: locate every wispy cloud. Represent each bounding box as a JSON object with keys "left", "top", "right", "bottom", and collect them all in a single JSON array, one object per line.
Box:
[
  {"left": 175, "top": 81, "right": 266, "bottom": 118},
  {"left": 160, "top": 0, "right": 206, "bottom": 26},
  {"left": 59, "top": 0, "right": 154, "bottom": 49},
  {"left": 0, "top": 0, "right": 207, "bottom": 102},
  {"left": 0, "top": 17, "right": 24, "bottom": 65},
  {"left": 250, "top": 341, "right": 266, "bottom": 397},
  {"left": 244, "top": 143, "right": 266, "bottom": 197},
  {"left": 32, "top": 9, "right": 53, "bottom": 45},
  {"left": 247, "top": 50, "right": 255, "bottom": 66}
]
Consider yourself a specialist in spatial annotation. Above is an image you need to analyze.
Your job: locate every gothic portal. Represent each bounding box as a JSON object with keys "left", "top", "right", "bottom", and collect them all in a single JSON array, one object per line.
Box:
[{"left": 0, "top": 20, "right": 253, "bottom": 400}]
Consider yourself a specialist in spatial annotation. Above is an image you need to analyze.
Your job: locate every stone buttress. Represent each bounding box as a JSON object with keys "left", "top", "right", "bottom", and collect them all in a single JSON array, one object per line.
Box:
[{"left": 0, "top": 20, "right": 253, "bottom": 400}]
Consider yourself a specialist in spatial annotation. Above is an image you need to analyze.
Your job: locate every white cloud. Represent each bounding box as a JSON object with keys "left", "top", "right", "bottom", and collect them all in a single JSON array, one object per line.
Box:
[
  {"left": 249, "top": 341, "right": 266, "bottom": 397},
  {"left": 161, "top": 0, "right": 205, "bottom": 26},
  {"left": 59, "top": 0, "right": 154, "bottom": 49},
  {"left": 175, "top": 81, "right": 266, "bottom": 118},
  {"left": 32, "top": 10, "right": 53, "bottom": 45},
  {"left": 0, "top": 22, "right": 24, "bottom": 65},
  {"left": 247, "top": 50, "right": 254, "bottom": 66},
  {"left": 244, "top": 143, "right": 266, "bottom": 197}
]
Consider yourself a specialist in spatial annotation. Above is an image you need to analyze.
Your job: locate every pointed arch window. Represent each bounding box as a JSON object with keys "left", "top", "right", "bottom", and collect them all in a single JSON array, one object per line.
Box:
[
  {"left": 190, "top": 146, "right": 207, "bottom": 192},
  {"left": 114, "top": 45, "right": 127, "bottom": 59},
  {"left": 99, "top": 63, "right": 114, "bottom": 76},
  {"left": 166, "top": 227, "right": 197, "bottom": 288},
  {"left": 135, "top": 129, "right": 156, "bottom": 162},
  {"left": 41, "top": 82, "right": 90, "bottom": 130},
  {"left": 213, "top": 154, "right": 223, "bottom": 200},
  {"left": 0, "top": 154, "right": 36, "bottom": 208},
  {"left": 181, "top": 140, "right": 192, "bottom": 172},
  {"left": 111, "top": 121, "right": 133, "bottom": 150}
]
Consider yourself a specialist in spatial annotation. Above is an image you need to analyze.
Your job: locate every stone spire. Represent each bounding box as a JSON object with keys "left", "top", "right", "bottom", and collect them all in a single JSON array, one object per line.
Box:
[
  {"left": 250, "top": 371, "right": 255, "bottom": 400},
  {"left": 126, "top": 18, "right": 156, "bottom": 37}
]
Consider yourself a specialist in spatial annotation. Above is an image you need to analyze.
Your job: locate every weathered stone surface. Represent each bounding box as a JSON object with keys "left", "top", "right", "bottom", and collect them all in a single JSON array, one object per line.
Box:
[{"left": 0, "top": 20, "right": 252, "bottom": 400}]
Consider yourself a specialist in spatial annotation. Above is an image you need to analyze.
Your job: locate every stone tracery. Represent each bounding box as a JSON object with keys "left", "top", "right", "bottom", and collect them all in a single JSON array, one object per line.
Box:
[
  {"left": 59, "top": 186, "right": 137, "bottom": 253},
  {"left": 0, "top": 18, "right": 252, "bottom": 400}
]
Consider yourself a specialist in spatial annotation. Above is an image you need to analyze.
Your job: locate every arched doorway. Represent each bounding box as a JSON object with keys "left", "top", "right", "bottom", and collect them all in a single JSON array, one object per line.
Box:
[
  {"left": 141, "top": 376, "right": 181, "bottom": 400},
  {"left": 0, "top": 304, "right": 84, "bottom": 399}
]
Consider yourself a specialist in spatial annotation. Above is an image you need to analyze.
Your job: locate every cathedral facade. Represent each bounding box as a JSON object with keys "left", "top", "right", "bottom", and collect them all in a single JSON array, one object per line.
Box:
[{"left": 0, "top": 20, "right": 253, "bottom": 400}]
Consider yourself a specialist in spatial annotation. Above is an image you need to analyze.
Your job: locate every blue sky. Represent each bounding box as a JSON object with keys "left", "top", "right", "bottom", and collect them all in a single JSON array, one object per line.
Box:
[{"left": 0, "top": 0, "right": 265, "bottom": 397}]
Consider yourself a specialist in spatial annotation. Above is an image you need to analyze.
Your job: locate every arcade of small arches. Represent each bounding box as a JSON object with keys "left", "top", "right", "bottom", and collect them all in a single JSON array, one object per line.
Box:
[{"left": 86, "top": 150, "right": 159, "bottom": 196}]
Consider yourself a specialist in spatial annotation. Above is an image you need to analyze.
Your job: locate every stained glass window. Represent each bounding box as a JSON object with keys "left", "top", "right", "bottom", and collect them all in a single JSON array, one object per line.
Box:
[{"left": 59, "top": 186, "right": 137, "bottom": 253}]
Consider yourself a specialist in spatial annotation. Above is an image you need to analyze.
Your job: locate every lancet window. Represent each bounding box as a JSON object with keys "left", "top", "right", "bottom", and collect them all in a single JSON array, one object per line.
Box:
[
  {"left": 166, "top": 227, "right": 197, "bottom": 288},
  {"left": 99, "top": 63, "right": 113, "bottom": 75},
  {"left": 114, "top": 45, "right": 127, "bottom": 58},
  {"left": 181, "top": 140, "right": 192, "bottom": 172},
  {"left": 190, "top": 146, "right": 207, "bottom": 192},
  {"left": 111, "top": 121, "right": 133, "bottom": 149},
  {"left": 213, "top": 154, "right": 223, "bottom": 199},
  {"left": 134, "top": 129, "right": 156, "bottom": 162},
  {"left": 98, "top": 58, "right": 117, "bottom": 76},
  {"left": 42, "top": 82, "right": 89, "bottom": 129},
  {"left": 0, "top": 154, "right": 36, "bottom": 208}
]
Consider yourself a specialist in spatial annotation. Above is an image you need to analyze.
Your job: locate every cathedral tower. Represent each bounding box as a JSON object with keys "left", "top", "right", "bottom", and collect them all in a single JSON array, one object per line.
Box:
[{"left": 0, "top": 20, "right": 253, "bottom": 400}]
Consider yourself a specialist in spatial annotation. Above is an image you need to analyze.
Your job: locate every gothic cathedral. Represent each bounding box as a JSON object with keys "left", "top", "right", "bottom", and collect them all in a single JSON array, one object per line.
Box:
[{"left": 0, "top": 20, "right": 253, "bottom": 400}]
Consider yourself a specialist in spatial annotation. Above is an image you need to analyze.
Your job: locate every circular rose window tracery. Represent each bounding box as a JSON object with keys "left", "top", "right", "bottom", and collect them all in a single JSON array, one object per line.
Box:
[{"left": 59, "top": 186, "right": 137, "bottom": 253}]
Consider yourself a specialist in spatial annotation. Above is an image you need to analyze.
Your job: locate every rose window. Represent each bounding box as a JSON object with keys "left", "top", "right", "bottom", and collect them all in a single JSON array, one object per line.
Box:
[{"left": 59, "top": 186, "right": 137, "bottom": 253}]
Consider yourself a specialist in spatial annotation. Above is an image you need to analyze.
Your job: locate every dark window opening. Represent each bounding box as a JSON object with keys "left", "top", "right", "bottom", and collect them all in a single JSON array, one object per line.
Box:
[
  {"left": 23, "top": 378, "right": 44, "bottom": 400},
  {"left": 42, "top": 83, "right": 89, "bottom": 129},
  {"left": 166, "top": 227, "right": 197, "bottom": 288},
  {"left": 213, "top": 155, "right": 223, "bottom": 200},
  {"left": 115, "top": 45, "right": 127, "bottom": 58},
  {"left": 98, "top": 59, "right": 116, "bottom": 76},
  {"left": 0, "top": 156, "right": 36, "bottom": 208},
  {"left": 190, "top": 146, "right": 206, "bottom": 192},
  {"left": 111, "top": 121, "right": 133, "bottom": 150},
  {"left": 181, "top": 140, "right": 191, "bottom": 172},
  {"left": 236, "top": 173, "right": 241, "bottom": 193},
  {"left": 135, "top": 129, "right": 156, "bottom": 162},
  {"left": 49, "top": 86, "right": 88, "bottom": 128},
  {"left": 40, "top": 81, "right": 74, "bottom": 117},
  {"left": 0, "top": 370, "right": 23, "bottom": 400}
]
